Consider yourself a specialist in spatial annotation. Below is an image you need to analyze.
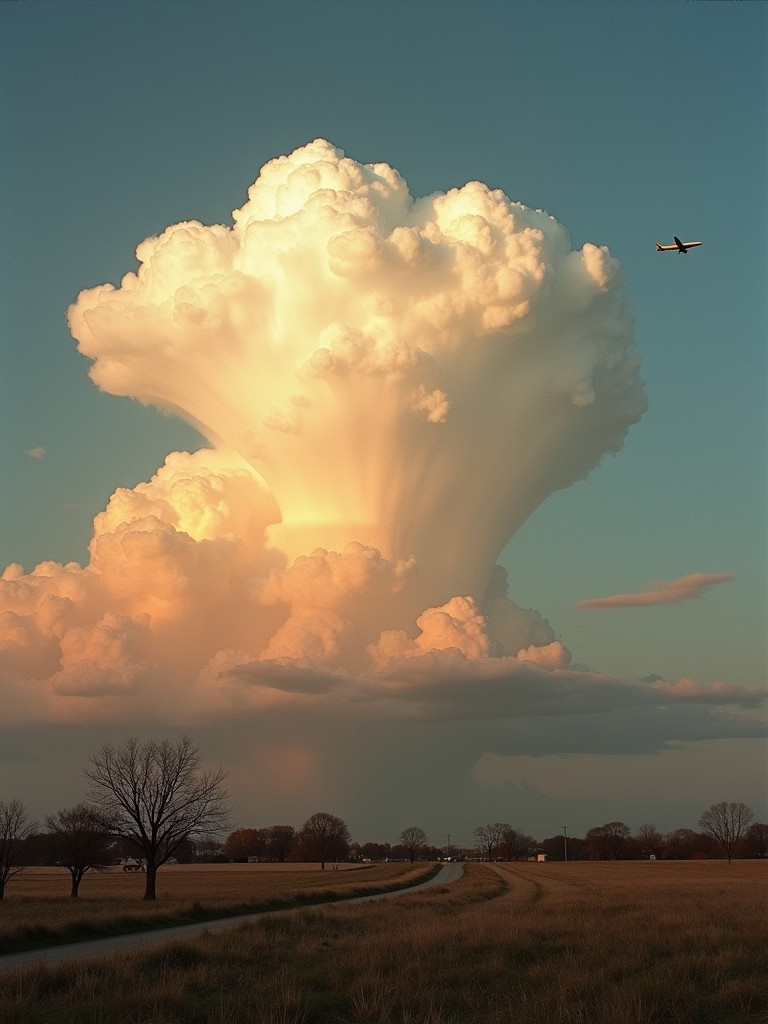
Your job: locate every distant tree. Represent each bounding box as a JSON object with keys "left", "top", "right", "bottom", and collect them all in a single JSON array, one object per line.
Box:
[
  {"left": 16, "top": 832, "right": 54, "bottom": 866},
  {"left": 603, "top": 821, "right": 631, "bottom": 859},
  {"left": 103, "top": 835, "right": 140, "bottom": 861},
  {"left": 586, "top": 821, "right": 631, "bottom": 860},
  {"left": 399, "top": 826, "right": 428, "bottom": 863},
  {"left": 662, "top": 828, "right": 699, "bottom": 860},
  {"left": 499, "top": 826, "right": 535, "bottom": 861},
  {"left": 473, "top": 822, "right": 507, "bottom": 861},
  {"left": 265, "top": 825, "right": 298, "bottom": 863},
  {"left": 85, "top": 736, "right": 229, "bottom": 900},
  {"left": 44, "top": 803, "right": 113, "bottom": 898},
  {"left": 0, "top": 799, "right": 35, "bottom": 899},
  {"left": 299, "top": 812, "right": 351, "bottom": 869},
  {"left": 742, "top": 821, "right": 768, "bottom": 859},
  {"left": 540, "top": 833, "right": 586, "bottom": 862},
  {"left": 585, "top": 826, "right": 604, "bottom": 860},
  {"left": 223, "top": 828, "right": 267, "bottom": 862},
  {"left": 361, "top": 841, "right": 391, "bottom": 861},
  {"left": 194, "top": 837, "right": 226, "bottom": 862},
  {"left": 634, "top": 823, "right": 664, "bottom": 859},
  {"left": 172, "top": 838, "right": 198, "bottom": 863},
  {"left": 698, "top": 802, "right": 754, "bottom": 862}
]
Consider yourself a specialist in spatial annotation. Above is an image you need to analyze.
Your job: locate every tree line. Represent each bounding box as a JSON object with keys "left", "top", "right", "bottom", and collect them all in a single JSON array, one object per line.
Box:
[
  {"left": 220, "top": 810, "right": 766, "bottom": 867},
  {"left": 1, "top": 736, "right": 764, "bottom": 904}
]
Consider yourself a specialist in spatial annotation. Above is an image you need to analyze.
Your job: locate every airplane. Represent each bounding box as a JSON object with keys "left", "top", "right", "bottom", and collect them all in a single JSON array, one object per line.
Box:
[{"left": 655, "top": 236, "right": 702, "bottom": 254}]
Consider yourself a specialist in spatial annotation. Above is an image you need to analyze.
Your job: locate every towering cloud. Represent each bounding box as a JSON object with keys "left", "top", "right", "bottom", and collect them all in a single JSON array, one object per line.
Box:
[
  {"left": 68, "top": 139, "right": 645, "bottom": 624},
  {"left": 2, "top": 141, "right": 758, "bottom": 777}
]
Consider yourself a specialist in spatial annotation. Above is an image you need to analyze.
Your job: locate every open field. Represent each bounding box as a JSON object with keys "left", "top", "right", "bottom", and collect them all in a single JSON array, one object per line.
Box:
[
  {"left": 1, "top": 860, "right": 766, "bottom": 1023},
  {"left": 0, "top": 862, "right": 431, "bottom": 955}
]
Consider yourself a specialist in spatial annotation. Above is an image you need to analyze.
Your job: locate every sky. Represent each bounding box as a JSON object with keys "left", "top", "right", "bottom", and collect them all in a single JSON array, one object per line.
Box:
[{"left": 1, "top": 0, "right": 766, "bottom": 850}]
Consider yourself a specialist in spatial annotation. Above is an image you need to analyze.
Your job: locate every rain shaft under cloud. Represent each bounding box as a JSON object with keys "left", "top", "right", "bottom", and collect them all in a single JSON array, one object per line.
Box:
[{"left": 1, "top": 141, "right": 761, "bottom": 774}]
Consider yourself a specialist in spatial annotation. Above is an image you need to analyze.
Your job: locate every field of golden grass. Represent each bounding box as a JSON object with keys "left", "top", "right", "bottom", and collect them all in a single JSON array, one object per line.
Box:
[
  {"left": 0, "top": 861, "right": 429, "bottom": 954},
  {"left": 1, "top": 860, "right": 766, "bottom": 1024}
]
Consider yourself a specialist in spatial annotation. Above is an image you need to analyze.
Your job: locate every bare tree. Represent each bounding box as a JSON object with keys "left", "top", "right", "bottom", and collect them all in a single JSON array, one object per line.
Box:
[
  {"left": 193, "top": 837, "right": 225, "bottom": 861},
  {"left": 540, "top": 833, "right": 587, "bottom": 862},
  {"left": 299, "top": 812, "right": 350, "bottom": 869},
  {"left": 586, "top": 821, "right": 631, "bottom": 860},
  {"left": 662, "top": 828, "right": 701, "bottom": 860},
  {"left": 698, "top": 802, "right": 754, "bottom": 862},
  {"left": 361, "top": 841, "right": 391, "bottom": 861},
  {"left": 399, "top": 826, "right": 428, "bottom": 863},
  {"left": 473, "top": 822, "right": 506, "bottom": 861},
  {"left": 222, "top": 828, "right": 266, "bottom": 862},
  {"left": 743, "top": 821, "right": 768, "bottom": 859},
  {"left": 265, "top": 825, "right": 297, "bottom": 863},
  {"left": 0, "top": 799, "right": 35, "bottom": 900},
  {"left": 634, "top": 823, "right": 664, "bottom": 859},
  {"left": 85, "top": 736, "right": 229, "bottom": 899},
  {"left": 500, "top": 826, "right": 535, "bottom": 861},
  {"left": 44, "top": 803, "right": 113, "bottom": 898}
]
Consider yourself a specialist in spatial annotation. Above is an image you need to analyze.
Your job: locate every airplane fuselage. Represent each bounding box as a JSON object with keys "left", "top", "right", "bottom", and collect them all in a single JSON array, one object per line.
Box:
[{"left": 655, "top": 237, "right": 702, "bottom": 253}]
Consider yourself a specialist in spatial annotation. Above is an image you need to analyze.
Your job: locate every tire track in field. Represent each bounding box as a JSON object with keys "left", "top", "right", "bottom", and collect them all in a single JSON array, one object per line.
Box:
[
  {"left": 485, "top": 863, "right": 545, "bottom": 906},
  {"left": 486, "top": 862, "right": 601, "bottom": 906}
]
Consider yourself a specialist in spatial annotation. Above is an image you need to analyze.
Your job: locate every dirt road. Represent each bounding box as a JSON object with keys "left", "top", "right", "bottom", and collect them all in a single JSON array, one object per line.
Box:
[{"left": 0, "top": 862, "right": 464, "bottom": 974}]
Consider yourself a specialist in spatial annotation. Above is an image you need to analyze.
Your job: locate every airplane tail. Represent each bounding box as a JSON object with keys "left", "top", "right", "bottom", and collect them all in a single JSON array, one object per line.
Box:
[{"left": 655, "top": 242, "right": 663, "bottom": 251}]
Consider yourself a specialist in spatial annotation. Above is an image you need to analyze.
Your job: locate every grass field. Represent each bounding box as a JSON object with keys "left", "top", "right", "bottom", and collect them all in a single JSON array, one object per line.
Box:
[
  {"left": 1, "top": 860, "right": 766, "bottom": 1024},
  {"left": 0, "top": 861, "right": 431, "bottom": 955}
]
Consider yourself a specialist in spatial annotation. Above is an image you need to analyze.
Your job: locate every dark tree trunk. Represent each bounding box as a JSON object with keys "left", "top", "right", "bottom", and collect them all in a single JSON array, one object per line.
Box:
[
  {"left": 143, "top": 861, "right": 158, "bottom": 900},
  {"left": 70, "top": 869, "right": 83, "bottom": 898}
]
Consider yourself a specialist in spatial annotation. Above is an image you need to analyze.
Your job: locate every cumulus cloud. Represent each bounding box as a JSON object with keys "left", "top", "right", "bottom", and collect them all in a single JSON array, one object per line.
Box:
[
  {"left": 575, "top": 572, "right": 735, "bottom": 609},
  {"left": 1, "top": 140, "right": 760, "bottom": 804},
  {"left": 68, "top": 138, "right": 646, "bottom": 620}
]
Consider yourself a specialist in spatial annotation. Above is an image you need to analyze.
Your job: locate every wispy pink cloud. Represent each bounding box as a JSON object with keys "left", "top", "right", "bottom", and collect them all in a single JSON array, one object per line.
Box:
[{"left": 575, "top": 573, "right": 734, "bottom": 609}]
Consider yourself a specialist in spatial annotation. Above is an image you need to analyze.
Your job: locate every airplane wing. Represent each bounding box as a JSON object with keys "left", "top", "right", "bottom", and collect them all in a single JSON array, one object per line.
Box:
[{"left": 655, "top": 240, "right": 702, "bottom": 252}]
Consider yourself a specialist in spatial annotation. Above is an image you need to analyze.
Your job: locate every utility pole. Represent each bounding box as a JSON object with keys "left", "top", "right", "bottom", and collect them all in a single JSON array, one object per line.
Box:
[{"left": 563, "top": 826, "right": 568, "bottom": 863}]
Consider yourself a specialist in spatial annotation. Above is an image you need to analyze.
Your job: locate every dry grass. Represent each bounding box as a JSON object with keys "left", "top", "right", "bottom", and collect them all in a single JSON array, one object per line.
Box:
[
  {"left": 0, "top": 861, "right": 429, "bottom": 954},
  {"left": 1, "top": 860, "right": 766, "bottom": 1024}
]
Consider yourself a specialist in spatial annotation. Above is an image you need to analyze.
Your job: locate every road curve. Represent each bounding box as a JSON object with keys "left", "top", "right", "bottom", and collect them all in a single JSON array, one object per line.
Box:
[{"left": 0, "top": 862, "right": 464, "bottom": 974}]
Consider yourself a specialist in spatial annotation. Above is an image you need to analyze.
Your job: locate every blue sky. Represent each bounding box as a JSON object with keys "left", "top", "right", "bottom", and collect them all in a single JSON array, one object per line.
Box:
[{"left": 1, "top": 1, "right": 765, "bottom": 842}]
